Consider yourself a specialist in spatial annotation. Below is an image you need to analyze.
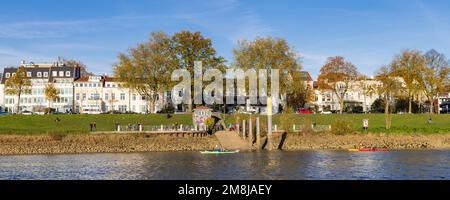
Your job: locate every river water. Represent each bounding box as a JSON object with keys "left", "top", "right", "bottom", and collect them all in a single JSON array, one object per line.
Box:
[{"left": 0, "top": 151, "right": 448, "bottom": 180}]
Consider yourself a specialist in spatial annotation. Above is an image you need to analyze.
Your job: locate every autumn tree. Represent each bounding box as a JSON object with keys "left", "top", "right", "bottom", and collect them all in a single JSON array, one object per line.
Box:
[
  {"left": 4, "top": 66, "right": 32, "bottom": 113},
  {"left": 114, "top": 32, "right": 177, "bottom": 113},
  {"left": 390, "top": 50, "right": 427, "bottom": 114},
  {"left": 373, "top": 66, "right": 403, "bottom": 129},
  {"left": 59, "top": 57, "right": 94, "bottom": 77},
  {"left": 232, "top": 37, "right": 301, "bottom": 111},
  {"left": 171, "top": 31, "right": 225, "bottom": 112},
  {"left": 285, "top": 71, "right": 314, "bottom": 110},
  {"left": 421, "top": 49, "right": 450, "bottom": 114},
  {"left": 44, "top": 83, "right": 59, "bottom": 109},
  {"left": 317, "top": 56, "right": 359, "bottom": 114}
]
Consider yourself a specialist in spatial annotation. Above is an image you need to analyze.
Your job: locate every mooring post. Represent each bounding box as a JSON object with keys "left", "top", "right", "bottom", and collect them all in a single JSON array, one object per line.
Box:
[
  {"left": 256, "top": 117, "right": 260, "bottom": 150},
  {"left": 267, "top": 97, "right": 273, "bottom": 151},
  {"left": 243, "top": 120, "right": 246, "bottom": 141},
  {"left": 160, "top": 125, "right": 164, "bottom": 131},
  {"left": 249, "top": 115, "right": 253, "bottom": 146}
]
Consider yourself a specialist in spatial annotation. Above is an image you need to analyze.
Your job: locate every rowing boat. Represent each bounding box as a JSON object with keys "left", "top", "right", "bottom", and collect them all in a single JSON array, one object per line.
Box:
[{"left": 200, "top": 150, "right": 240, "bottom": 154}]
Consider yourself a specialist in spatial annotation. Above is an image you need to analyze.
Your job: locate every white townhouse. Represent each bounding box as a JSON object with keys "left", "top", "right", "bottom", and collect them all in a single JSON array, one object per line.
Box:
[
  {"left": 313, "top": 79, "right": 380, "bottom": 113},
  {"left": 74, "top": 76, "right": 171, "bottom": 114},
  {"left": 0, "top": 61, "right": 80, "bottom": 113}
]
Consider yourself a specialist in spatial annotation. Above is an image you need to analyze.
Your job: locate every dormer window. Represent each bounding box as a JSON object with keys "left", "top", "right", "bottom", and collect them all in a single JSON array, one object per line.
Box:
[
  {"left": 37, "top": 72, "right": 42, "bottom": 77},
  {"left": 44, "top": 72, "right": 48, "bottom": 77},
  {"left": 52, "top": 71, "right": 57, "bottom": 77},
  {"left": 66, "top": 71, "right": 71, "bottom": 77},
  {"left": 59, "top": 71, "right": 64, "bottom": 77},
  {"left": 5, "top": 73, "right": 10, "bottom": 78},
  {"left": 27, "top": 72, "right": 32, "bottom": 77}
]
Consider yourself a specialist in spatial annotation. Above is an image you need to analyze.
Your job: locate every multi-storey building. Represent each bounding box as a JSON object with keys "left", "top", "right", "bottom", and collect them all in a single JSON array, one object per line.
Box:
[
  {"left": 313, "top": 79, "right": 379, "bottom": 113},
  {"left": 74, "top": 76, "right": 170, "bottom": 114},
  {"left": 0, "top": 61, "right": 80, "bottom": 113}
]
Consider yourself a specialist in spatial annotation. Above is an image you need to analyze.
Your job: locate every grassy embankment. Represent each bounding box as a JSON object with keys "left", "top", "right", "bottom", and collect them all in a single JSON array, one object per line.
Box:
[{"left": 0, "top": 113, "right": 449, "bottom": 135}]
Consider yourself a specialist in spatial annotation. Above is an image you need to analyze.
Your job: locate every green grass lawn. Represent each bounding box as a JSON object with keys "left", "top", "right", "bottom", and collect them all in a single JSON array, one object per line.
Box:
[
  {"left": 223, "top": 114, "right": 450, "bottom": 134},
  {"left": 0, "top": 113, "right": 449, "bottom": 135},
  {"left": 0, "top": 114, "right": 193, "bottom": 135}
]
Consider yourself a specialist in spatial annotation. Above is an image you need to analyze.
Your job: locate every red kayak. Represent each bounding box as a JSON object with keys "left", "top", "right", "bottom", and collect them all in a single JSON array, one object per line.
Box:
[{"left": 349, "top": 148, "right": 388, "bottom": 152}]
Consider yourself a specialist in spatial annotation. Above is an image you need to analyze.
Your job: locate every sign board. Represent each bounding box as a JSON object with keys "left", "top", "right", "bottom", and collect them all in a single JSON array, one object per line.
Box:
[
  {"left": 363, "top": 119, "right": 369, "bottom": 129},
  {"left": 267, "top": 97, "right": 272, "bottom": 116}
]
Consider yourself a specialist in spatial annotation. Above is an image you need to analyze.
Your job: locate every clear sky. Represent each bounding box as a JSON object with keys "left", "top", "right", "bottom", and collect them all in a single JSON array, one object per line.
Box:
[{"left": 1, "top": 0, "right": 449, "bottom": 78}]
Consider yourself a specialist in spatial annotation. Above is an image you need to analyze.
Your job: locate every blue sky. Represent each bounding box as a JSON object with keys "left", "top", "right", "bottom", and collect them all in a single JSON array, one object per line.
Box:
[{"left": 1, "top": 0, "right": 450, "bottom": 78}]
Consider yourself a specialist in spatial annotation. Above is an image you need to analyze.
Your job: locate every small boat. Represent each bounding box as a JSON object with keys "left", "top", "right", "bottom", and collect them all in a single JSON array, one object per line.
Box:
[
  {"left": 348, "top": 148, "right": 388, "bottom": 152},
  {"left": 200, "top": 150, "right": 240, "bottom": 154}
]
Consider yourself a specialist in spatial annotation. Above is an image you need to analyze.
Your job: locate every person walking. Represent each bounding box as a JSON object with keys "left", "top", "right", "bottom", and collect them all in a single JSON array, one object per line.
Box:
[{"left": 93, "top": 122, "right": 97, "bottom": 132}]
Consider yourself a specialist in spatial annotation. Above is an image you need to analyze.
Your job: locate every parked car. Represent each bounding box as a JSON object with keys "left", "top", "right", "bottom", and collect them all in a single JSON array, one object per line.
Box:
[
  {"left": 21, "top": 111, "right": 34, "bottom": 115},
  {"left": 320, "top": 111, "right": 332, "bottom": 115},
  {"left": 0, "top": 112, "right": 10, "bottom": 116},
  {"left": 298, "top": 108, "right": 313, "bottom": 114}
]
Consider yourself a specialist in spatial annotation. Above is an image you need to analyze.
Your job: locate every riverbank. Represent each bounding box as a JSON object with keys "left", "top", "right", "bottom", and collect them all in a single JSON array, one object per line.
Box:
[
  {"left": 279, "top": 133, "right": 450, "bottom": 150},
  {"left": 0, "top": 133, "right": 450, "bottom": 155},
  {"left": 0, "top": 134, "right": 219, "bottom": 155}
]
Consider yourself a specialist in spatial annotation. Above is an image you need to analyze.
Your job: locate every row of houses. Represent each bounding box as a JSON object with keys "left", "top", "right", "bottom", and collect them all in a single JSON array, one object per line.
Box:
[{"left": 0, "top": 60, "right": 448, "bottom": 114}]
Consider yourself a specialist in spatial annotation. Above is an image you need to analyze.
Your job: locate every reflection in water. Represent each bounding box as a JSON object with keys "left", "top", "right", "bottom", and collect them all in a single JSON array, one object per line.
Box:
[{"left": 0, "top": 151, "right": 449, "bottom": 180}]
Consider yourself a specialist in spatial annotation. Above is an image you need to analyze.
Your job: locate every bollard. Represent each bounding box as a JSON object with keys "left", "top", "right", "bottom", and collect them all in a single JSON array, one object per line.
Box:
[
  {"left": 256, "top": 117, "right": 260, "bottom": 150},
  {"left": 293, "top": 124, "right": 296, "bottom": 131},
  {"left": 180, "top": 124, "right": 183, "bottom": 131},
  {"left": 117, "top": 125, "right": 121, "bottom": 132},
  {"left": 274, "top": 125, "right": 277, "bottom": 131},
  {"left": 243, "top": 120, "right": 246, "bottom": 141},
  {"left": 249, "top": 116, "right": 253, "bottom": 146},
  {"left": 161, "top": 125, "right": 164, "bottom": 131},
  {"left": 139, "top": 124, "right": 143, "bottom": 132}
]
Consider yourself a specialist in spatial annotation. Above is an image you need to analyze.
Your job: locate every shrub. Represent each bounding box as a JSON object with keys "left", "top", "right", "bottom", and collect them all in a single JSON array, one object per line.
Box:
[{"left": 331, "top": 119, "right": 354, "bottom": 135}]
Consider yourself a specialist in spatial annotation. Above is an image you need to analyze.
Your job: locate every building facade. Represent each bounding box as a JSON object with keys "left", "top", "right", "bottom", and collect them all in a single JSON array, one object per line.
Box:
[
  {"left": 74, "top": 76, "right": 170, "bottom": 114},
  {"left": 0, "top": 61, "right": 80, "bottom": 113},
  {"left": 313, "top": 79, "right": 380, "bottom": 113}
]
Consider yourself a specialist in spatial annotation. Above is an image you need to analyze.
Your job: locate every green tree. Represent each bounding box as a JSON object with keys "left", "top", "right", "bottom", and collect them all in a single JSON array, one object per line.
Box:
[
  {"left": 421, "top": 49, "right": 450, "bottom": 114},
  {"left": 373, "top": 66, "right": 403, "bottom": 129},
  {"left": 286, "top": 71, "right": 314, "bottom": 110},
  {"left": 4, "top": 66, "right": 32, "bottom": 113},
  {"left": 317, "top": 56, "right": 359, "bottom": 114},
  {"left": 44, "top": 83, "right": 59, "bottom": 109},
  {"left": 114, "top": 31, "right": 177, "bottom": 113},
  {"left": 171, "top": 31, "right": 225, "bottom": 112},
  {"left": 233, "top": 37, "right": 301, "bottom": 96},
  {"left": 391, "top": 50, "right": 427, "bottom": 114}
]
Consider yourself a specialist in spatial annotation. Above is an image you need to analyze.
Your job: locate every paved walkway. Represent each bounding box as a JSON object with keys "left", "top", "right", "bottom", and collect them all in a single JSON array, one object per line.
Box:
[{"left": 214, "top": 131, "right": 250, "bottom": 151}]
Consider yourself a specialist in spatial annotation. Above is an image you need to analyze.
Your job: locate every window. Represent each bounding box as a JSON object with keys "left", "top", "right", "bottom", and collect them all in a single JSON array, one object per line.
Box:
[
  {"left": 118, "top": 105, "right": 127, "bottom": 113},
  {"left": 120, "top": 93, "right": 126, "bottom": 100},
  {"left": 105, "top": 93, "right": 109, "bottom": 101},
  {"left": 12, "top": 73, "right": 16, "bottom": 77},
  {"left": 59, "top": 71, "right": 64, "bottom": 77},
  {"left": 82, "top": 93, "right": 86, "bottom": 100},
  {"left": 132, "top": 94, "right": 137, "bottom": 101},
  {"left": 43, "top": 72, "right": 48, "bottom": 77},
  {"left": 66, "top": 71, "right": 71, "bottom": 77},
  {"left": 111, "top": 93, "right": 116, "bottom": 100},
  {"left": 76, "top": 93, "right": 80, "bottom": 101},
  {"left": 37, "top": 72, "right": 42, "bottom": 77},
  {"left": 5, "top": 73, "right": 10, "bottom": 78},
  {"left": 27, "top": 72, "right": 32, "bottom": 77},
  {"left": 52, "top": 71, "right": 57, "bottom": 77}
]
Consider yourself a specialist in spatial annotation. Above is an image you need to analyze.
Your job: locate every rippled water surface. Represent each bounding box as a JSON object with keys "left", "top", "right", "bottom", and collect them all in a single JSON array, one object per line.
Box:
[{"left": 0, "top": 151, "right": 449, "bottom": 180}]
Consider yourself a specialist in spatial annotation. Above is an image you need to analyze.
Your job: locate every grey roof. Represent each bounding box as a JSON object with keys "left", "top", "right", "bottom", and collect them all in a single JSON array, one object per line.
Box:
[{"left": 1, "top": 65, "right": 81, "bottom": 84}]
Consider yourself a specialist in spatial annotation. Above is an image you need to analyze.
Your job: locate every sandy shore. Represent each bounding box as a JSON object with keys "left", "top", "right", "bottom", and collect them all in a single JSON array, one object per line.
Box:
[
  {"left": 0, "top": 134, "right": 220, "bottom": 155},
  {"left": 279, "top": 133, "right": 450, "bottom": 150},
  {"left": 0, "top": 133, "right": 449, "bottom": 155}
]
